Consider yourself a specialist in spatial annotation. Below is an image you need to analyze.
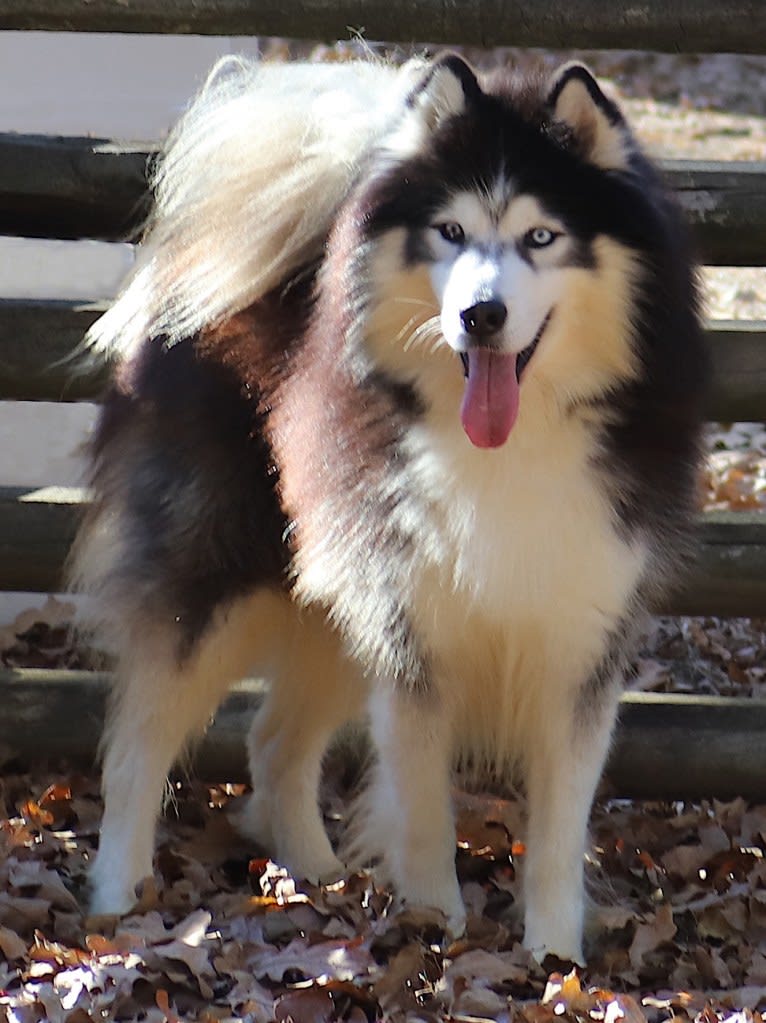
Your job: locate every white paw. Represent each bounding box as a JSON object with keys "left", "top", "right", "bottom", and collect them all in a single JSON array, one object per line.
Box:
[
  {"left": 279, "top": 846, "right": 346, "bottom": 886},
  {"left": 88, "top": 867, "right": 140, "bottom": 917},
  {"left": 523, "top": 926, "right": 584, "bottom": 966},
  {"left": 398, "top": 876, "right": 466, "bottom": 938},
  {"left": 445, "top": 903, "right": 468, "bottom": 939},
  {"left": 230, "top": 791, "right": 275, "bottom": 852}
]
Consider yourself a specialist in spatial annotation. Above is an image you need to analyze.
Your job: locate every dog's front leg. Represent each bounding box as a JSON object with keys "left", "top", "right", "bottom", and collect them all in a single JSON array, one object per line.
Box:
[
  {"left": 368, "top": 684, "right": 465, "bottom": 935},
  {"left": 522, "top": 677, "right": 622, "bottom": 964}
]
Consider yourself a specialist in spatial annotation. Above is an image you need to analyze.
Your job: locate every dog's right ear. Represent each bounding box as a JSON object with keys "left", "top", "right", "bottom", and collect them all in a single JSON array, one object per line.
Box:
[
  {"left": 387, "top": 54, "right": 481, "bottom": 158},
  {"left": 407, "top": 53, "right": 481, "bottom": 129}
]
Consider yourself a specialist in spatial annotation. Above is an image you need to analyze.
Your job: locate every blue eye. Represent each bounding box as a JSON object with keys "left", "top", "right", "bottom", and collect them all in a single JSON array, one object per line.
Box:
[
  {"left": 524, "top": 227, "right": 558, "bottom": 249},
  {"left": 436, "top": 222, "right": 465, "bottom": 244}
]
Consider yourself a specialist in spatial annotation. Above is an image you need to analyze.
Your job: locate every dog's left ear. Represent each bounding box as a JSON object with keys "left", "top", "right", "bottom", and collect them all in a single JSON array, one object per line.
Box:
[{"left": 547, "top": 63, "right": 632, "bottom": 170}]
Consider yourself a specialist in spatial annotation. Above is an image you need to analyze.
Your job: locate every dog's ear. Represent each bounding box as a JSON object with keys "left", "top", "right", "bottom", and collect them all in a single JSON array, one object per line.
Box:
[
  {"left": 386, "top": 54, "right": 480, "bottom": 158},
  {"left": 547, "top": 63, "right": 632, "bottom": 170},
  {"left": 407, "top": 53, "right": 482, "bottom": 129}
]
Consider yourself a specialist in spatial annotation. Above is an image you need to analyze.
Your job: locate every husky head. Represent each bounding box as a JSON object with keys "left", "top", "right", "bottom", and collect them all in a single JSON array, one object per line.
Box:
[{"left": 356, "top": 55, "right": 661, "bottom": 450}]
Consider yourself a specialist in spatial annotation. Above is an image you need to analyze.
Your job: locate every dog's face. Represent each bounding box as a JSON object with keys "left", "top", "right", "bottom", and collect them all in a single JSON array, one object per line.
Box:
[
  {"left": 427, "top": 191, "right": 583, "bottom": 360},
  {"left": 361, "top": 56, "right": 647, "bottom": 448}
]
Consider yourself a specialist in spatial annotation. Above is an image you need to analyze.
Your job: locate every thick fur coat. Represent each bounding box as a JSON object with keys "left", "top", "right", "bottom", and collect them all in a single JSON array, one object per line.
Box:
[{"left": 72, "top": 53, "right": 707, "bottom": 962}]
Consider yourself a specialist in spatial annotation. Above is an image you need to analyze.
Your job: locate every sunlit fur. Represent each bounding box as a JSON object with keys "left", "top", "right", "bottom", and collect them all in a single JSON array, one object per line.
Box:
[
  {"left": 72, "top": 54, "right": 707, "bottom": 964},
  {"left": 87, "top": 56, "right": 426, "bottom": 361}
]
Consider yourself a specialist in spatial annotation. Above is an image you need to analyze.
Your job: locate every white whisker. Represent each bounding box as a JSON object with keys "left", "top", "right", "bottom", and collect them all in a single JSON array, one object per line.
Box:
[
  {"left": 402, "top": 315, "right": 441, "bottom": 353},
  {"left": 393, "top": 296, "right": 436, "bottom": 310},
  {"left": 394, "top": 314, "right": 423, "bottom": 347}
]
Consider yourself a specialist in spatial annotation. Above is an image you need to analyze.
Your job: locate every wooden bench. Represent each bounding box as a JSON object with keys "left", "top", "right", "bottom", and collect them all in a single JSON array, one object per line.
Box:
[{"left": 0, "top": 1, "right": 764, "bottom": 798}]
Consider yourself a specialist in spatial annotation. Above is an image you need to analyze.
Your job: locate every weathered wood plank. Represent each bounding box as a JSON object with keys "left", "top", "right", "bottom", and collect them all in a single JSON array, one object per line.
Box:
[
  {"left": 1, "top": 300, "right": 763, "bottom": 420},
  {"left": 0, "top": 135, "right": 154, "bottom": 242},
  {"left": 609, "top": 692, "right": 766, "bottom": 800},
  {"left": 666, "top": 161, "right": 766, "bottom": 268},
  {"left": 0, "top": 135, "right": 764, "bottom": 265},
  {"left": 0, "top": 487, "right": 83, "bottom": 594},
  {"left": 0, "top": 0, "right": 765, "bottom": 54},
  {"left": 1, "top": 671, "right": 764, "bottom": 800},
  {"left": 706, "top": 320, "right": 766, "bottom": 423},
  {"left": 0, "top": 300, "right": 110, "bottom": 401},
  {"left": 660, "top": 513, "right": 766, "bottom": 618},
  {"left": 0, "top": 486, "right": 763, "bottom": 615}
]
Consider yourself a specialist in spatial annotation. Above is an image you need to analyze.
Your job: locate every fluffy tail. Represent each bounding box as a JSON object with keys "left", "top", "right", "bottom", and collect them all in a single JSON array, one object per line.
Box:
[{"left": 88, "top": 55, "right": 424, "bottom": 361}]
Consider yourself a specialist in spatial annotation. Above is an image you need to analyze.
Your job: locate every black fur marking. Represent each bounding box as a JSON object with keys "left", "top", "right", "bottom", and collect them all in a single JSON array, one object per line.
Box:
[
  {"left": 515, "top": 240, "right": 536, "bottom": 268},
  {"left": 364, "top": 368, "right": 426, "bottom": 419},
  {"left": 566, "top": 237, "right": 596, "bottom": 270},
  {"left": 404, "top": 228, "right": 435, "bottom": 268},
  {"left": 92, "top": 338, "right": 290, "bottom": 658},
  {"left": 516, "top": 309, "right": 552, "bottom": 382},
  {"left": 576, "top": 605, "right": 645, "bottom": 730},
  {"left": 593, "top": 205, "right": 709, "bottom": 550}
]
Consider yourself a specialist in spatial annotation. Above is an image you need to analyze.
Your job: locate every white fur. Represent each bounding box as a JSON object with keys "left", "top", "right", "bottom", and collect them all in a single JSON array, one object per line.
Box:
[{"left": 87, "top": 56, "right": 426, "bottom": 361}]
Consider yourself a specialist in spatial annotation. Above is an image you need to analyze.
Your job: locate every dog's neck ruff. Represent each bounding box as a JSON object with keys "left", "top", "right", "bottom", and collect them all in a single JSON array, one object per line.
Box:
[{"left": 459, "top": 310, "right": 552, "bottom": 449}]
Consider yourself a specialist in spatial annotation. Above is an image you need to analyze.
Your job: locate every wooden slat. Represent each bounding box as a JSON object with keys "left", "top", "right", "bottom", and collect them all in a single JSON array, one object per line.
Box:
[
  {"left": 0, "top": 300, "right": 763, "bottom": 420},
  {"left": 0, "top": 135, "right": 764, "bottom": 265},
  {"left": 706, "top": 320, "right": 766, "bottom": 423},
  {"left": 660, "top": 511, "right": 766, "bottom": 618},
  {"left": 667, "top": 161, "right": 766, "bottom": 268},
  {"left": 0, "top": 135, "right": 154, "bottom": 242},
  {"left": 0, "top": 486, "right": 763, "bottom": 616},
  {"left": 0, "top": 487, "right": 83, "bottom": 594},
  {"left": 0, "top": 300, "right": 110, "bottom": 401},
  {"left": 1, "top": 0, "right": 765, "bottom": 54},
  {"left": 2, "top": 671, "right": 765, "bottom": 800}
]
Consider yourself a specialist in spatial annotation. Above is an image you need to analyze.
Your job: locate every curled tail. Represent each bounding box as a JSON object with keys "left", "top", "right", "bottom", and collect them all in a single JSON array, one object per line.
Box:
[{"left": 87, "top": 54, "right": 425, "bottom": 361}]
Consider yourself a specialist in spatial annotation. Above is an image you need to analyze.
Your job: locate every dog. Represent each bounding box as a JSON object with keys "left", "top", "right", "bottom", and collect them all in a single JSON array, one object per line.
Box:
[{"left": 71, "top": 52, "right": 707, "bottom": 963}]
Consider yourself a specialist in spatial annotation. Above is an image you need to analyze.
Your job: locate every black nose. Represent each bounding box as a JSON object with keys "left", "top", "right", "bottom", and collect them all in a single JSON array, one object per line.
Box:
[{"left": 460, "top": 300, "right": 507, "bottom": 338}]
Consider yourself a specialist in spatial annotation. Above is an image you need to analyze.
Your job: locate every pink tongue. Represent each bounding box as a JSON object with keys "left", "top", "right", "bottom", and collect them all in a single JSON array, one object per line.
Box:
[{"left": 460, "top": 349, "right": 520, "bottom": 449}]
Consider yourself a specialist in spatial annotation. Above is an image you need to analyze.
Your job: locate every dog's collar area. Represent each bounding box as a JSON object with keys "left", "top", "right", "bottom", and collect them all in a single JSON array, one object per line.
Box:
[{"left": 458, "top": 309, "right": 553, "bottom": 382}]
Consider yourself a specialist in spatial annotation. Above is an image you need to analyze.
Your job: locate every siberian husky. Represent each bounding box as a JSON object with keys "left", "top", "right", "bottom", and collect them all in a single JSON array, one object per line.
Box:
[{"left": 72, "top": 53, "right": 707, "bottom": 962}]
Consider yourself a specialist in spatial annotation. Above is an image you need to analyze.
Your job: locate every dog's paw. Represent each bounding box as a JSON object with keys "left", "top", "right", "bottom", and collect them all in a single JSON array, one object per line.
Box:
[
  {"left": 523, "top": 930, "right": 585, "bottom": 968},
  {"left": 229, "top": 790, "right": 276, "bottom": 852},
  {"left": 397, "top": 874, "right": 466, "bottom": 939},
  {"left": 88, "top": 875, "right": 139, "bottom": 918},
  {"left": 281, "top": 848, "right": 346, "bottom": 887}
]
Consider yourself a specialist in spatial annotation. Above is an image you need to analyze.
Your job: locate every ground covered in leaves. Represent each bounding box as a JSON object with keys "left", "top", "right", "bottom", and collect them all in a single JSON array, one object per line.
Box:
[
  {"left": 3, "top": 768, "right": 766, "bottom": 1023},
  {"left": 1, "top": 42, "right": 765, "bottom": 1023}
]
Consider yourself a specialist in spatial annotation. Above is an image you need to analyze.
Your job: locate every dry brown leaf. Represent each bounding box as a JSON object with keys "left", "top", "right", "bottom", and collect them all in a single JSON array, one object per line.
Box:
[
  {"left": 628, "top": 903, "right": 677, "bottom": 970},
  {"left": 155, "top": 989, "right": 183, "bottom": 1023},
  {"left": 0, "top": 923, "right": 27, "bottom": 959}
]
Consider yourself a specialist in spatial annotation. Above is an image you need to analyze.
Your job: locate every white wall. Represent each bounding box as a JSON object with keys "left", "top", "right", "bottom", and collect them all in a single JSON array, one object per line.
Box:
[{"left": 0, "top": 31, "right": 264, "bottom": 622}]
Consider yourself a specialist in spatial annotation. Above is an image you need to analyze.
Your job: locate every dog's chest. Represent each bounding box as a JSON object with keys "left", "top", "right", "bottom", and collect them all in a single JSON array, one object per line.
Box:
[{"left": 404, "top": 418, "right": 646, "bottom": 640}]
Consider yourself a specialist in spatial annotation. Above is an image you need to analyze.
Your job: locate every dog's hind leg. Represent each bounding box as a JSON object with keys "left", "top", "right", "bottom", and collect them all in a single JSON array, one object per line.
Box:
[
  {"left": 238, "top": 608, "right": 364, "bottom": 882},
  {"left": 90, "top": 589, "right": 287, "bottom": 916},
  {"left": 521, "top": 674, "right": 622, "bottom": 965}
]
